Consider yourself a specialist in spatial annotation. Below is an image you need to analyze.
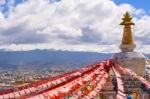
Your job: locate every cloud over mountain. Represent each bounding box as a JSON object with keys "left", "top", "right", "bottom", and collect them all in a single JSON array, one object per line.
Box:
[{"left": 0, "top": 0, "right": 150, "bottom": 53}]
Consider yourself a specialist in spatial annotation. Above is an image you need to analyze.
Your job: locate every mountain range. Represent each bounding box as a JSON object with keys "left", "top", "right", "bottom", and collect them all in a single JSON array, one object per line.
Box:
[{"left": 0, "top": 50, "right": 149, "bottom": 71}]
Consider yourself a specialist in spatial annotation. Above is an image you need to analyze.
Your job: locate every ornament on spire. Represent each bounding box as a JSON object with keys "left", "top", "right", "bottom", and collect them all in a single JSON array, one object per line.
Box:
[{"left": 120, "top": 12, "right": 135, "bottom": 25}]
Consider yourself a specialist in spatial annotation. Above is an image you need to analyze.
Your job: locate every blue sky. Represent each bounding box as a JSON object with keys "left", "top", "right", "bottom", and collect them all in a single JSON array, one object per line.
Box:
[
  {"left": 114, "top": 0, "right": 150, "bottom": 13},
  {"left": 1, "top": 0, "right": 149, "bottom": 15},
  {"left": 1, "top": 0, "right": 150, "bottom": 15},
  {"left": 1, "top": 0, "right": 24, "bottom": 15},
  {"left": 1, "top": 0, "right": 61, "bottom": 15}
]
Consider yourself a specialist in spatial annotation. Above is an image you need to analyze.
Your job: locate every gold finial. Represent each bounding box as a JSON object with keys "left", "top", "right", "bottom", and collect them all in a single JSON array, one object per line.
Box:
[
  {"left": 120, "top": 12, "right": 135, "bottom": 25},
  {"left": 120, "top": 12, "right": 135, "bottom": 45}
]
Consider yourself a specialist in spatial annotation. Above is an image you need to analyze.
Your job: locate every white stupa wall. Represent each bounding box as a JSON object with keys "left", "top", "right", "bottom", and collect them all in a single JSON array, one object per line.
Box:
[{"left": 113, "top": 52, "right": 146, "bottom": 76}]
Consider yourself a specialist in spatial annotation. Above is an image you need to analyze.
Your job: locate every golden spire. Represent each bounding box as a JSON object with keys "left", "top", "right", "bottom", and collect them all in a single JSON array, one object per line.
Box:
[{"left": 120, "top": 12, "right": 135, "bottom": 45}]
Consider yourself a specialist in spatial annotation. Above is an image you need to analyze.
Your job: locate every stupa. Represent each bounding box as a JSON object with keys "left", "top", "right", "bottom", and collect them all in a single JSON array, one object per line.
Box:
[{"left": 112, "top": 12, "right": 146, "bottom": 76}]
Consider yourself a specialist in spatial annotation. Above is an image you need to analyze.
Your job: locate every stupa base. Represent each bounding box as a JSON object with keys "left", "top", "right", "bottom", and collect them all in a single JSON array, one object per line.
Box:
[{"left": 112, "top": 52, "right": 146, "bottom": 76}]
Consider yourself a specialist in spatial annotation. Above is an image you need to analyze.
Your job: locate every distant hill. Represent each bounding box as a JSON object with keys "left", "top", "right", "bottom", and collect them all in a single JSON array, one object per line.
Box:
[
  {"left": 0, "top": 50, "right": 113, "bottom": 71},
  {"left": 0, "top": 50, "right": 149, "bottom": 71}
]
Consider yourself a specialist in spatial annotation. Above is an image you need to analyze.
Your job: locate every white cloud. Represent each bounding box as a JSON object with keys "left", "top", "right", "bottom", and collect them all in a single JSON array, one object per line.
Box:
[
  {"left": 0, "top": 0, "right": 6, "bottom": 5},
  {"left": 0, "top": 43, "right": 119, "bottom": 53},
  {"left": 0, "top": 11, "right": 4, "bottom": 19},
  {"left": 0, "top": 0, "right": 150, "bottom": 53}
]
